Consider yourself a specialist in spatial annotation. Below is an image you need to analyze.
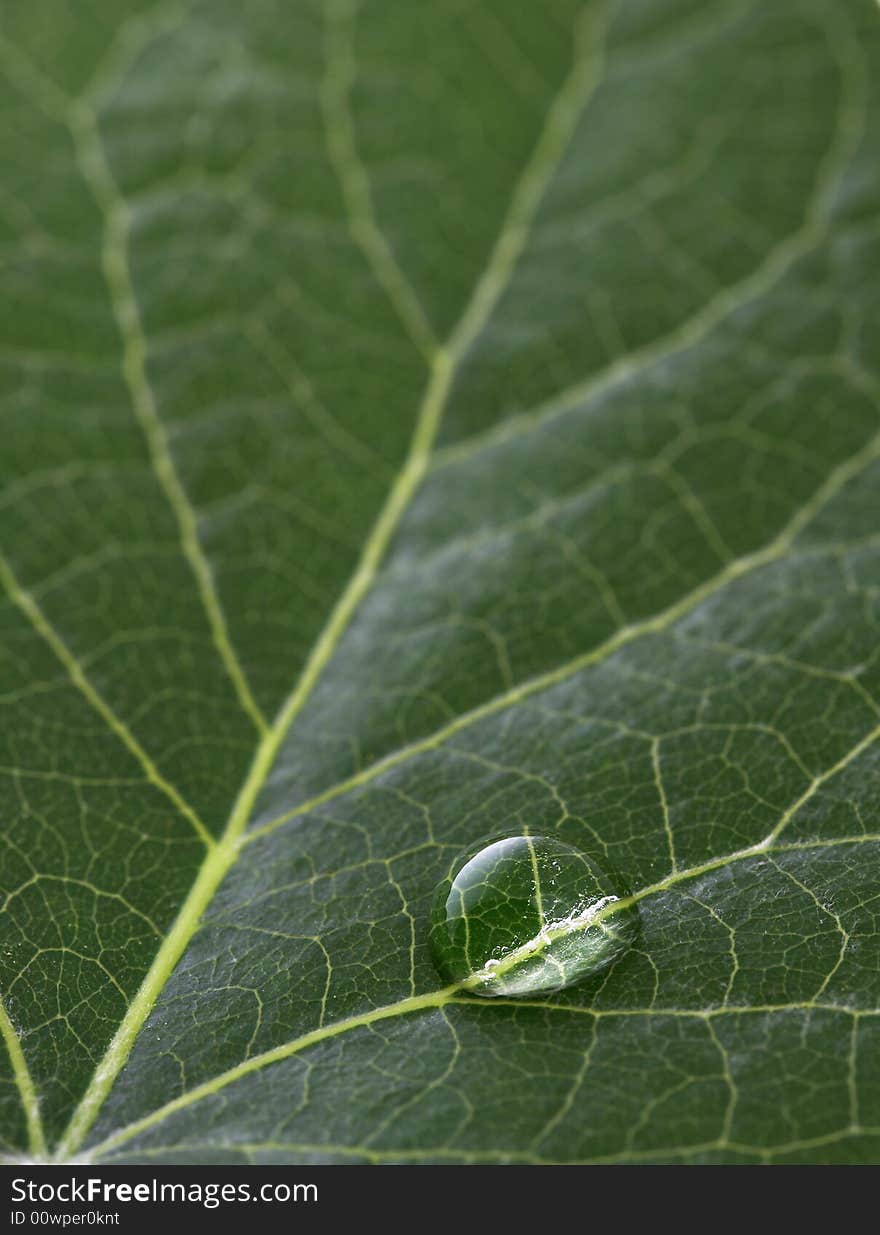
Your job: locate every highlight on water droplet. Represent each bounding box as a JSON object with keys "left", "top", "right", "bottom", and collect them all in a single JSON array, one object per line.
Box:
[{"left": 429, "top": 834, "right": 638, "bottom": 997}]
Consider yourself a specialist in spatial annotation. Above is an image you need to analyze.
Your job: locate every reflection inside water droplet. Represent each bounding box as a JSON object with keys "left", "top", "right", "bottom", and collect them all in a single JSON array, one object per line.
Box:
[{"left": 429, "top": 834, "right": 639, "bottom": 997}]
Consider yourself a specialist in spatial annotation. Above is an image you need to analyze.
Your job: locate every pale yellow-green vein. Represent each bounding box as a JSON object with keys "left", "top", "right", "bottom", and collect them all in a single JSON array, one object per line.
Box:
[
  {"left": 248, "top": 417, "right": 880, "bottom": 845},
  {"left": 85, "top": 986, "right": 460, "bottom": 1161},
  {"left": 0, "top": 997, "right": 46, "bottom": 1158},
  {"left": 0, "top": 552, "right": 213, "bottom": 848},
  {"left": 321, "top": 0, "right": 437, "bottom": 356},
  {"left": 50, "top": 343, "right": 452, "bottom": 1159},
  {"left": 0, "top": 29, "right": 269, "bottom": 739},
  {"left": 68, "top": 103, "right": 269, "bottom": 738},
  {"left": 429, "top": 3, "right": 868, "bottom": 473},
  {"left": 84, "top": 831, "right": 880, "bottom": 1160},
  {"left": 51, "top": 7, "right": 615, "bottom": 1159}
]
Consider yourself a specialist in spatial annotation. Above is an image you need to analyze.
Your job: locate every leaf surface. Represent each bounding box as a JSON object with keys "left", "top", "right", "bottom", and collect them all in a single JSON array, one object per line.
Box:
[{"left": 1, "top": 0, "right": 880, "bottom": 1165}]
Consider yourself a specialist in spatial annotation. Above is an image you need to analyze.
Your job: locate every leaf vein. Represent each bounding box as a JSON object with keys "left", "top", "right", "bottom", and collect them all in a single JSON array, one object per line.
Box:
[
  {"left": 85, "top": 833, "right": 880, "bottom": 1160},
  {"left": 68, "top": 103, "right": 270, "bottom": 738},
  {"left": 250, "top": 418, "right": 880, "bottom": 844},
  {"left": 0, "top": 553, "right": 213, "bottom": 848}
]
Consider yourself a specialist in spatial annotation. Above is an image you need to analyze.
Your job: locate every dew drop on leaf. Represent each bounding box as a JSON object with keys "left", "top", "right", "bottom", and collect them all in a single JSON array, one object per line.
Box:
[{"left": 429, "top": 834, "right": 639, "bottom": 997}]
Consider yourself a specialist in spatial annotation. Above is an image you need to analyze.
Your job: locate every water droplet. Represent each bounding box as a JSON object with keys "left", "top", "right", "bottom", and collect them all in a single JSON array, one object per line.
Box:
[{"left": 429, "top": 834, "right": 639, "bottom": 997}]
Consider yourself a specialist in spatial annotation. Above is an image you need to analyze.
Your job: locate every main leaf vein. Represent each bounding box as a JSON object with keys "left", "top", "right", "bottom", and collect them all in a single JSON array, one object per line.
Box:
[{"left": 47, "top": 2, "right": 609, "bottom": 1159}]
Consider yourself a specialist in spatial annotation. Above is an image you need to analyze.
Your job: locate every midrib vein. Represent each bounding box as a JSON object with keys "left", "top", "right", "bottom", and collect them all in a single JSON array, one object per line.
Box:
[
  {"left": 52, "top": 9, "right": 607, "bottom": 1160},
  {"left": 49, "top": 278, "right": 453, "bottom": 1168},
  {"left": 68, "top": 103, "right": 269, "bottom": 738},
  {"left": 87, "top": 826, "right": 880, "bottom": 1159}
]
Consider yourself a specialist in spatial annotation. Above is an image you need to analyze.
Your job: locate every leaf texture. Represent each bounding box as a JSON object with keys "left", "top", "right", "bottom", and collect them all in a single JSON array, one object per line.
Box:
[{"left": 1, "top": 0, "right": 880, "bottom": 1165}]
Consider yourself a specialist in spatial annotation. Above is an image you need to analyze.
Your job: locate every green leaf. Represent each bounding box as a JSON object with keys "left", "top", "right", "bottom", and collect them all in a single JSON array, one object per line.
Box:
[{"left": 1, "top": 0, "right": 879, "bottom": 1165}]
